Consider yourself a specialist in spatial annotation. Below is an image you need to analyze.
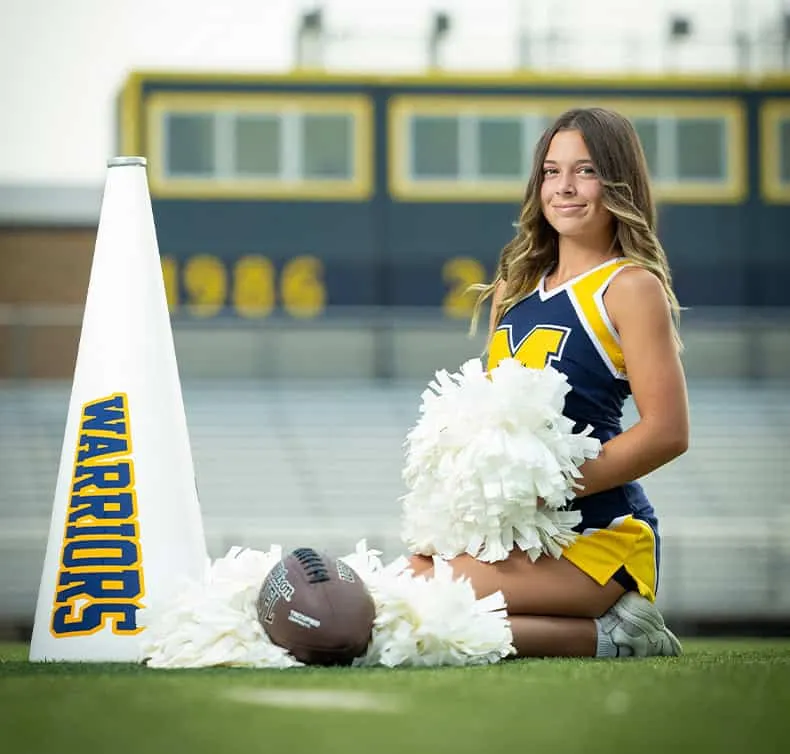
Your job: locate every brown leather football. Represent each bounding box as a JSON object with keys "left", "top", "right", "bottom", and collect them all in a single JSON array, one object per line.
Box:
[{"left": 257, "top": 548, "right": 376, "bottom": 665}]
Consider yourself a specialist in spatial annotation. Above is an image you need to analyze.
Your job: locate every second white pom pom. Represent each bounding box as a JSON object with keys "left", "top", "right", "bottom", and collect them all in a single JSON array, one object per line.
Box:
[{"left": 401, "top": 358, "right": 601, "bottom": 563}]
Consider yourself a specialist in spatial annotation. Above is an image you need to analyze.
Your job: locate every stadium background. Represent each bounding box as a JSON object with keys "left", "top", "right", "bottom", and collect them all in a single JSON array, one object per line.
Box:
[{"left": 0, "top": 0, "right": 788, "bottom": 638}]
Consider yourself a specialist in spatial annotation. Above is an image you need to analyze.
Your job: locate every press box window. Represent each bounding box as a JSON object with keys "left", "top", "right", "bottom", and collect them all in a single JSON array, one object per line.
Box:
[
  {"left": 676, "top": 118, "right": 726, "bottom": 181},
  {"left": 302, "top": 114, "right": 353, "bottom": 179},
  {"left": 162, "top": 110, "right": 356, "bottom": 182},
  {"left": 630, "top": 116, "right": 728, "bottom": 183},
  {"left": 234, "top": 115, "right": 280, "bottom": 176},
  {"left": 411, "top": 116, "right": 460, "bottom": 179},
  {"left": 633, "top": 118, "right": 659, "bottom": 177},
  {"left": 165, "top": 113, "right": 215, "bottom": 176},
  {"left": 478, "top": 118, "right": 522, "bottom": 178},
  {"left": 148, "top": 93, "right": 372, "bottom": 200},
  {"left": 409, "top": 114, "right": 545, "bottom": 182}
]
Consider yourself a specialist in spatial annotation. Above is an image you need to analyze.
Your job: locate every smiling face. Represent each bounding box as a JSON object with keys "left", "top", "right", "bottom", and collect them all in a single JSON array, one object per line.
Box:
[{"left": 540, "top": 129, "right": 612, "bottom": 243}]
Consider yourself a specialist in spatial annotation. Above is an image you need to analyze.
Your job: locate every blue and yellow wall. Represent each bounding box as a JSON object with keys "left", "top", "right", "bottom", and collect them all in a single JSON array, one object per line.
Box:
[{"left": 118, "top": 70, "right": 790, "bottom": 322}]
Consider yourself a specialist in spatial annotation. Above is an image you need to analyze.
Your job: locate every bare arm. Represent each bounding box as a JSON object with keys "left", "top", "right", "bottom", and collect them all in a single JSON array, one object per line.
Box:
[{"left": 573, "top": 267, "right": 689, "bottom": 498}]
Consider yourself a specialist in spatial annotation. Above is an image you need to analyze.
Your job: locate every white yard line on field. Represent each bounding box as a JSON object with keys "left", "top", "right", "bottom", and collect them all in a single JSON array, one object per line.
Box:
[{"left": 223, "top": 687, "right": 403, "bottom": 713}]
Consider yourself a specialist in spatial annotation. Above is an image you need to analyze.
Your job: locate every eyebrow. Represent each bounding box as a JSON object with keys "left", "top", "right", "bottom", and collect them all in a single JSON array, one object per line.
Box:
[{"left": 543, "top": 158, "right": 594, "bottom": 164}]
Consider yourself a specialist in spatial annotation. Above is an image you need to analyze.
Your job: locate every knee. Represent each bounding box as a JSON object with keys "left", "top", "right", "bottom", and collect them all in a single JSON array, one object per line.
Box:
[
  {"left": 407, "top": 554, "right": 433, "bottom": 576},
  {"left": 586, "top": 588, "right": 629, "bottom": 619}
]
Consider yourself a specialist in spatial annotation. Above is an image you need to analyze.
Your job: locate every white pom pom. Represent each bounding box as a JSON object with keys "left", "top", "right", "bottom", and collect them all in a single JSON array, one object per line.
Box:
[
  {"left": 138, "top": 546, "right": 302, "bottom": 669},
  {"left": 348, "top": 556, "right": 515, "bottom": 668},
  {"left": 140, "top": 540, "right": 514, "bottom": 670},
  {"left": 401, "top": 358, "right": 601, "bottom": 563}
]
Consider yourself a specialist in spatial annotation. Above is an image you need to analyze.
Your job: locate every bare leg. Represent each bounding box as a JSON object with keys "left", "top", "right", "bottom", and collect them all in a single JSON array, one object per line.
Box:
[
  {"left": 508, "top": 615, "right": 597, "bottom": 657},
  {"left": 405, "top": 554, "right": 682, "bottom": 659},
  {"left": 408, "top": 554, "right": 433, "bottom": 577},
  {"left": 408, "top": 551, "right": 625, "bottom": 619}
]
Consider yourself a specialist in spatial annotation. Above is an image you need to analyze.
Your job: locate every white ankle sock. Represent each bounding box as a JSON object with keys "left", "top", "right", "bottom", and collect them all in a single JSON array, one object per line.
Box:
[{"left": 594, "top": 619, "right": 620, "bottom": 657}]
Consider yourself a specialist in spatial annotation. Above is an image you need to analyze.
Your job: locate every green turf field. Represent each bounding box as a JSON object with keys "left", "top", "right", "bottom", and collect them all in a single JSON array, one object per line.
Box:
[{"left": 1, "top": 640, "right": 788, "bottom": 754}]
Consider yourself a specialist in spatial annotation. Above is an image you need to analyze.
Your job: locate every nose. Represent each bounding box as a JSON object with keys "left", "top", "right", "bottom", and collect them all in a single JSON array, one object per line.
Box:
[{"left": 556, "top": 172, "right": 576, "bottom": 195}]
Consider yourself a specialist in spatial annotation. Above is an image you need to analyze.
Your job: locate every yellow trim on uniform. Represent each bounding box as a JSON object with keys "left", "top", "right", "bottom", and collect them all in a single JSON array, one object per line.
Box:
[
  {"left": 144, "top": 91, "right": 374, "bottom": 200},
  {"left": 760, "top": 99, "right": 790, "bottom": 203},
  {"left": 569, "top": 260, "right": 630, "bottom": 377},
  {"left": 388, "top": 95, "right": 747, "bottom": 204},
  {"left": 562, "top": 515, "right": 658, "bottom": 601},
  {"left": 487, "top": 329, "right": 512, "bottom": 371}
]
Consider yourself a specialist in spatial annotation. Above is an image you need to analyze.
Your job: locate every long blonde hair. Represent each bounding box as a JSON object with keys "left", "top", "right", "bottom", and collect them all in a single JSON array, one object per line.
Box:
[{"left": 470, "top": 107, "right": 682, "bottom": 348}]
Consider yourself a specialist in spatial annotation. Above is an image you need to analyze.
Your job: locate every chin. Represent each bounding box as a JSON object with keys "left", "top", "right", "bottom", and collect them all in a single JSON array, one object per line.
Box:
[{"left": 551, "top": 220, "right": 590, "bottom": 237}]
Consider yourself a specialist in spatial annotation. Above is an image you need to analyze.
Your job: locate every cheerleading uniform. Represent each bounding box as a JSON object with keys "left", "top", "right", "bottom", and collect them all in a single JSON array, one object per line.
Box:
[{"left": 486, "top": 257, "right": 660, "bottom": 600}]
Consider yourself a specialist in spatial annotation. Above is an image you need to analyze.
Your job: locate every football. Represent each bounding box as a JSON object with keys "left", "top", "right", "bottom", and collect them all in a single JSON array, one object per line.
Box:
[{"left": 256, "top": 547, "right": 376, "bottom": 665}]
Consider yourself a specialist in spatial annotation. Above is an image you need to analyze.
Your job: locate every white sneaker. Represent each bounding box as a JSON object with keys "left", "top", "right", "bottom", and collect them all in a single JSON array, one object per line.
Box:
[{"left": 600, "top": 592, "right": 683, "bottom": 658}]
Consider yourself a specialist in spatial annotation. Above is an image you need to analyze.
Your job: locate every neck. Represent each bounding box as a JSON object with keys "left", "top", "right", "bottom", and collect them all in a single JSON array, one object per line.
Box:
[{"left": 551, "top": 235, "right": 618, "bottom": 281}]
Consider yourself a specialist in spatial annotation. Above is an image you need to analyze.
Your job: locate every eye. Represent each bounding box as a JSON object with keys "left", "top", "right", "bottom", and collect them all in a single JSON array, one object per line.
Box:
[
  {"left": 578, "top": 165, "right": 597, "bottom": 176},
  {"left": 542, "top": 166, "right": 559, "bottom": 177}
]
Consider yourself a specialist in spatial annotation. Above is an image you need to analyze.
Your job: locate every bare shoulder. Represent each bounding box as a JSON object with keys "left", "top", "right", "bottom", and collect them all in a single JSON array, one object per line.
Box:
[
  {"left": 610, "top": 264, "right": 666, "bottom": 297},
  {"left": 606, "top": 265, "right": 670, "bottom": 324}
]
